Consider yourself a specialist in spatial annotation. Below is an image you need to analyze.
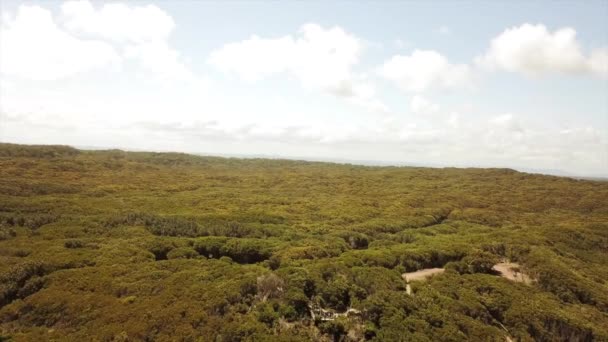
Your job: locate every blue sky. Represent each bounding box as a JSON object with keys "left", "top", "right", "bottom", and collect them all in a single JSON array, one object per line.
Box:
[{"left": 0, "top": 0, "right": 607, "bottom": 176}]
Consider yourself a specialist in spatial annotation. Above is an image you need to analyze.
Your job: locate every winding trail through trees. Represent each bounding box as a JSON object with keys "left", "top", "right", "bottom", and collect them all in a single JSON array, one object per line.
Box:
[
  {"left": 401, "top": 265, "right": 521, "bottom": 341},
  {"left": 402, "top": 268, "right": 445, "bottom": 282},
  {"left": 402, "top": 268, "right": 445, "bottom": 295}
]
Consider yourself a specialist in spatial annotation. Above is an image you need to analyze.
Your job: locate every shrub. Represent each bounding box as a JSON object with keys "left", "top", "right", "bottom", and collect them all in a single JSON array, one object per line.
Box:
[
  {"left": 145, "top": 239, "right": 176, "bottom": 261},
  {"left": 194, "top": 237, "right": 272, "bottom": 263},
  {"left": 318, "top": 319, "right": 346, "bottom": 341},
  {"left": 257, "top": 273, "right": 285, "bottom": 301},
  {"left": 64, "top": 239, "right": 84, "bottom": 249},
  {"left": 0, "top": 261, "right": 46, "bottom": 306},
  {"left": 335, "top": 231, "right": 369, "bottom": 249},
  {"left": 445, "top": 250, "right": 498, "bottom": 274},
  {"left": 222, "top": 239, "right": 273, "bottom": 264},
  {"left": 465, "top": 250, "right": 499, "bottom": 274},
  {"left": 0, "top": 214, "right": 57, "bottom": 229},
  {"left": 318, "top": 278, "right": 352, "bottom": 312},
  {"left": 256, "top": 302, "right": 280, "bottom": 327},
  {"left": 0, "top": 227, "right": 16, "bottom": 241},
  {"left": 219, "top": 256, "right": 233, "bottom": 263},
  {"left": 166, "top": 247, "right": 198, "bottom": 259},
  {"left": 193, "top": 237, "right": 228, "bottom": 258},
  {"left": 283, "top": 289, "right": 310, "bottom": 319}
]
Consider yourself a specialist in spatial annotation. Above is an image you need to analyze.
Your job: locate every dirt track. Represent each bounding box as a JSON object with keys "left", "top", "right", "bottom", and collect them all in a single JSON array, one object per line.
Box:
[
  {"left": 492, "top": 262, "right": 532, "bottom": 284},
  {"left": 402, "top": 268, "right": 445, "bottom": 282}
]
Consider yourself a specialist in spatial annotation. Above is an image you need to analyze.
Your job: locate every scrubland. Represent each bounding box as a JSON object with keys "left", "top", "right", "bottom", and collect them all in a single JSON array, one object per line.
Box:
[{"left": 0, "top": 143, "right": 607, "bottom": 341}]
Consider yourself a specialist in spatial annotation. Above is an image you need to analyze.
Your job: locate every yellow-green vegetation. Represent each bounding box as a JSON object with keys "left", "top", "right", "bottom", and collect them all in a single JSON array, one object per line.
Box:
[{"left": 0, "top": 143, "right": 607, "bottom": 341}]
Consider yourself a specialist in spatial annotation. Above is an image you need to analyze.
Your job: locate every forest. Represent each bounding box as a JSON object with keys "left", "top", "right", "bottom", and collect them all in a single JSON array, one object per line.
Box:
[{"left": 0, "top": 143, "right": 607, "bottom": 341}]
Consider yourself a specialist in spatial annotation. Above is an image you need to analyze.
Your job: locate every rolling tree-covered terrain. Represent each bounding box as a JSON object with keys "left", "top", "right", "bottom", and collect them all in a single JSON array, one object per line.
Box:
[{"left": 0, "top": 143, "right": 607, "bottom": 341}]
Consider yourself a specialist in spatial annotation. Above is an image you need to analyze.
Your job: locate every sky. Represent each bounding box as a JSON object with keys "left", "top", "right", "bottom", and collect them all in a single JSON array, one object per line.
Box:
[{"left": 0, "top": 0, "right": 607, "bottom": 176}]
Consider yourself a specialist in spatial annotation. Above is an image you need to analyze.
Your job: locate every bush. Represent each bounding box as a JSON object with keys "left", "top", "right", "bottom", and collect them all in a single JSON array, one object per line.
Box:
[
  {"left": 257, "top": 273, "right": 285, "bottom": 301},
  {"left": 64, "top": 239, "right": 84, "bottom": 249},
  {"left": 318, "top": 278, "right": 352, "bottom": 312},
  {"left": 145, "top": 239, "right": 176, "bottom": 261},
  {"left": 256, "top": 302, "right": 280, "bottom": 327},
  {"left": 0, "top": 227, "right": 16, "bottom": 241},
  {"left": 104, "top": 212, "right": 202, "bottom": 237},
  {"left": 318, "top": 319, "right": 346, "bottom": 341},
  {"left": 194, "top": 237, "right": 228, "bottom": 258},
  {"left": 222, "top": 239, "right": 273, "bottom": 264},
  {"left": 335, "top": 231, "right": 369, "bottom": 249},
  {"left": 166, "top": 247, "right": 198, "bottom": 259},
  {"left": 193, "top": 237, "right": 272, "bottom": 264},
  {"left": 283, "top": 289, "right": 310, "bottom": 320},
  {"left": 0, "top": 261, "right": 46, "bottom": 306},
  {"left": 0, "top": 214, "right": 57, "bottom": 229},
  {"left": 219, "top": 256, "right": 233, "bottom": 263},
  {"left": 445, "top": 250, "right": 498, "bottom": 275}
]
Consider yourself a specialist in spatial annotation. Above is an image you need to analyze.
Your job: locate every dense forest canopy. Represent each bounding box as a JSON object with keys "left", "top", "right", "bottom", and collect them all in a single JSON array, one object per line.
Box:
[{"left": 0, "top": 143, "right": 607, "bottom": 341}]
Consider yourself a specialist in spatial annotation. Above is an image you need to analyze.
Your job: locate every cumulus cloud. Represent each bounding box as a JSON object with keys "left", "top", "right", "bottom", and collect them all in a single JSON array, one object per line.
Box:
[
  {"left": 208, "top": 23, "right": 387, "bottom": 112},
  {"left": 341, "top": 81, "right": 390, "bottom": 113},
  {"left": 0, "top": 1, "right": 191, "bottom": 81},
  {"left": 61, "top": 0, "right": 174, "bottom": 43},
  {"left": 209, "top": 23, "right": 361, "bottom": 89},
  {"left": 0, "top": 5, "right": 120, "bottom": 81},
  {"left": 410, "top": 95, "right": 440, "bottom": 115},
  {"left": 62, "top": 0, "right": 190, "bottom": 81},
  {"left": 124, "top": 41, "right": 192, "bottom": 81},
  {"left": 1, "top": 7, "right": 606, "bottom": 176},
  {"left": 476, "top": 23, "right": 608, "bottom": 78},
  {"left": 379, "top": 50, "right": 472, "bottom": 92}
]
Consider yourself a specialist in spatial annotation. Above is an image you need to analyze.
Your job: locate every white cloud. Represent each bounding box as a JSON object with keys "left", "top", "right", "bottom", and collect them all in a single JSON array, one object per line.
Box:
[
  {"left": 0, "top": 2, "right": 191, "bottom": 81},
  {"left": 410, "top": 95, "right": 440, "bottom": 115},
  {"left": 209, "top": 23, "right": 361, "bottom": 91},
  {"left": 61, "top": 0, "right": 190, "bottom": 81},
  {"left": 209, "top": 35, "right": 297, "bottom": 81},
  {"left": 209, "top": 23, "right": 388, "bottom": 112},
  {"left": 0, "top": 5, "right": 120, "bottom": 81},
  {"left": 343, "top": 81, "right": 390, "bottom": 113},
  {"left": 588, "top": 48, "right": 608, "bottom": 76},
  {"left": 379, "top": 50, "right": 472, "bottom": 92},
  {"left": 490, "top": 113, "right": 524, "bottom": 132},
  {"left": 476, "top": 23, "right": 608, "bottom": 78},
  {"left": 1, "top": 7, "right": 606, "bottom": 176},
  {"left": 349, "top": 97, "right": 390, "bottom": 114},
  {"left": 61, "top": 0, "right": 174, "bottom": 43},
  {"left": 124, "top": 41, "right": 192, "bottom": 81},
  {"left": 447, "top": 112, "right": 460, "bottom": 128}
]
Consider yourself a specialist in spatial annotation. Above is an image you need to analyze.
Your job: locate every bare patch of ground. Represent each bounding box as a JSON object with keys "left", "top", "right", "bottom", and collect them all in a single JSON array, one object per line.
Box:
[
  {"left": 402, "top": 268, "right": 445, "bottom": 282},
  {"left": 492, "top": 262, "right": 532, "bottom": 284}
]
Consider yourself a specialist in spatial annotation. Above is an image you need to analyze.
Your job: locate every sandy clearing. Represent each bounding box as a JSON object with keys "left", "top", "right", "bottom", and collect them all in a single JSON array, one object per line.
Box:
[
  {"left": 492, "top": 262, "right": 532, "bottom": 284},
  {"left": 402, "top": 268, "right": 445, "bottom": 282}
]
